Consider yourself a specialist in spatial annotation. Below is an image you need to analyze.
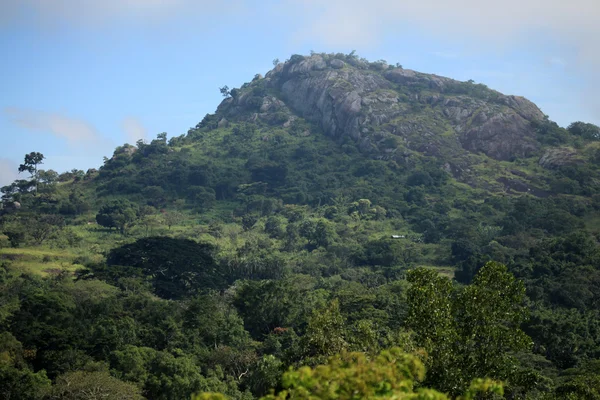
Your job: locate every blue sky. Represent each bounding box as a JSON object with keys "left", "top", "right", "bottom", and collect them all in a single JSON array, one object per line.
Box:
[{"left": 1, "top": 0, "right": 599, "bottom": 186}]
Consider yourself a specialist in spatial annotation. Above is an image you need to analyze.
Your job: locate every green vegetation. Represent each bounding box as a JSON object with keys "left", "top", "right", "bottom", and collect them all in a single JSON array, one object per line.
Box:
[{"left": 1, "top": 53, "right": 600, "bottom": 399}]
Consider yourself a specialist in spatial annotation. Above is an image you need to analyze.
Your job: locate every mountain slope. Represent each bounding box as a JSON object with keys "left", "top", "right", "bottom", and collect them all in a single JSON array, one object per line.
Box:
[
  {"left": 209, "top": 52, "right": 597, "bottom": 196},
  {"left": 1, "top": 52, "right": 600, "bottom": 400}
]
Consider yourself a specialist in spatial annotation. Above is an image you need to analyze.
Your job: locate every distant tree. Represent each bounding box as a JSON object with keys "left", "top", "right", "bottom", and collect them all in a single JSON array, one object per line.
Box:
[
  {"left": 138, "top": 206, "right": 160, "bottom": 236},
  {"left": 242, "top": 214, "right": 259, "bottom": 231},
  {"left": 142, "top": 186, "right": 166, "bottom": 207},
  {"left": 95, "top": 200, "right": 138, "bottom": 233},
  {"left": 568, "top": 121, "right": 600, "bottom": 140},
  {"left": 163, "top": 210, "right": 184, "bottom": 230},
  {"left": 27, "top": 215, "right": 64, "bottom": 245},
  {"left": 107, "top": 237, "right": 223, "bottom": 299},
  {"left": 264, "top": 216, "right": 285, "bottom": 239},
  {"left": 18, "top": 152, "right": 44, "bottom": 195},
  {"left": 156, "top": 132, "right": 167, "bottom": 142},
  {"left": 37, "top": 169, "right": 58, "bottom": 186},
  {"left": 406, "top": 262, "right": 531, "bottom": 395},
  {"left": 300, "top": 299, "right": 347, "bottom": 361},
  {"left": 48, "top": 370, "right": 143, "bottom": 400},
  {"left": 219, "top": 86, "right": 230, "bottom": 98},
  {"left": 272, "top": 58, "right": 280, "bottom": 66},
  {"left": 0, "top": 362, "right": 50, "bottom": 400}
]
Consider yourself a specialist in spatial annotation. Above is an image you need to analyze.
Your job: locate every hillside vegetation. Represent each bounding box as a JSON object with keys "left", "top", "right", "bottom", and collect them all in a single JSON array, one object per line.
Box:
[{"left": 1, "top": 52, "right": 600, "bottom": 399}]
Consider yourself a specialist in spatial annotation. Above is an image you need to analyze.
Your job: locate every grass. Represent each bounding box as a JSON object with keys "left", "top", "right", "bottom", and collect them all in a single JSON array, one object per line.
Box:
[
  {"left": 0, "top": 247, "right": 85, "bottom": 276},
  {"left": 420, "top": 265, "right": 455, "bottom": 279}
]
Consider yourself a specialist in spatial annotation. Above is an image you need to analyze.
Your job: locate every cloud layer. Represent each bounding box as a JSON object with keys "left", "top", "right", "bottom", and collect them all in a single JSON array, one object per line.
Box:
[{"left": 4, "top": 107, "right": 100, "bottom": 145}]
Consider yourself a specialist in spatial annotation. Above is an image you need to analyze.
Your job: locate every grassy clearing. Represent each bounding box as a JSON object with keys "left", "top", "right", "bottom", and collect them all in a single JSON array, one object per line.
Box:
[
  {"left": 0, "top": 247, "right": 85, "bottom": 276},
  {"left": 420, "top": 265, "right": 455, "bottom": 279}
]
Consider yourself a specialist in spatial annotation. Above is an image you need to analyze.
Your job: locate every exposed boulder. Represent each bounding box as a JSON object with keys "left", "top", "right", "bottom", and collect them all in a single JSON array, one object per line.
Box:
[
  {"left": 501, "top": 95, "right": 545, "bottom": 121},
  {"left": 539, "top": 147, "right": 582, "bottom": 169},
  {"left": 217, "top": 118, "right": 229, "bottom": 129},
  {"left": 461, "top": 113, "right": 539, "bottom": 161},
  {"left": 330, "top": 59, "right": 345, "bottom": 69},
  {"left": 282, "top": 55, "right": 327, "bottom": 78}
]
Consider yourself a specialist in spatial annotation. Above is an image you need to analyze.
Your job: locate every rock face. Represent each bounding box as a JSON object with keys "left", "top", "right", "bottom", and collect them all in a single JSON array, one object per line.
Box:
[
  {"left": 539, "top": 147, "right": 582, "bottom": 169},
  {"left": 220, "top": 54, "right": 546, "bottom": 162}
]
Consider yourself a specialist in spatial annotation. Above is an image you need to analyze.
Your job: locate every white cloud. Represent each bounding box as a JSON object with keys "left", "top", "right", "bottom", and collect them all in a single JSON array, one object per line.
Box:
[
  {"left": 3, "top": 107, "right": 100, "bottom": 145},
  {"left": 0, "top": 158, "right": 19, "bottom": 188},
  {"left": 121, "top": 117, "right": 147, "bottom": 144}
]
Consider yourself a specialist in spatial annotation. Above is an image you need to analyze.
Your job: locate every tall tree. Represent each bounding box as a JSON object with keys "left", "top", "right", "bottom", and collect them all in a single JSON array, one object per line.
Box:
[
  {"left": 96, "top": 200, "right": 138, "bottom": 233},
  {"left": 18, "top": 152, "right": 44, "bottom": 195},
  {"left": 406, "top": 262, "right": 532, "bottom": 395}
]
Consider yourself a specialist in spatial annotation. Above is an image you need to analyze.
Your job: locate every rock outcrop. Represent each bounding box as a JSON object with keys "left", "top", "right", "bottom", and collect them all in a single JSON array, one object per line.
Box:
[
  {"left": 539, "top": 147, "right": 582, "bottom": 169},
  {"left": 220, "top": 53, "right": 546, "bottom": 162}
]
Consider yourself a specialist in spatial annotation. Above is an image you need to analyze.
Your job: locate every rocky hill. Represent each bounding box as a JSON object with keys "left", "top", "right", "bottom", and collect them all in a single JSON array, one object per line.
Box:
[
  {"left": 1, "top": 53, "right": 600, "bottom": 400},
  {"left": 219, "top": 53, "right": 546, "bottom": 164}
]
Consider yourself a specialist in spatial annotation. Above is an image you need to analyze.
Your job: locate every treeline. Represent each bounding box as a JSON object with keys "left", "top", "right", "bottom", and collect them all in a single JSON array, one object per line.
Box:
[{"left": 2, "top": 253, "right": 596, "bottom": 399}]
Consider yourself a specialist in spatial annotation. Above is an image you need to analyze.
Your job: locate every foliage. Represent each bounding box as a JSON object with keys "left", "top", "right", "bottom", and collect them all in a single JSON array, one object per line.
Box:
[
  {"left": 96, "top": 200, "right": 138, "bottom": 233},
  {"left": 106, "top": 236, "right": 223, "bottom": 299},
  {"left": 47, "top": 370, "right": 143, "bottom": 399},
  {"left": 204, "top": 348, "right": 503, "bottom": 400},
  {"left": 406, "top": 262, "right": 531, "bottom": 395}
]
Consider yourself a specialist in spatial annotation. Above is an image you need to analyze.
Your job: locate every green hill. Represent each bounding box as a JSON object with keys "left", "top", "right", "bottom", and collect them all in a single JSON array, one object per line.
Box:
[{"left": 1, "top": 52, "right": 600, "bottom": 399}]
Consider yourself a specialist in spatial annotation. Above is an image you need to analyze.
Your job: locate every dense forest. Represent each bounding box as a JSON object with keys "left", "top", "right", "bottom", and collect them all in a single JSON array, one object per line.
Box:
[{"left": 1, "top": 53, "right": 600, "bottom": 399}]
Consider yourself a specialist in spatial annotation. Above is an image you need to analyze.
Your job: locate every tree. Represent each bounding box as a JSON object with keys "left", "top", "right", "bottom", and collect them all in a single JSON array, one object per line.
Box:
[
  {"left": 163, "top": 210, "right": 184, "bottom": 230},
  {"left": 0, "top": 332, "right": 51, "bottom": 400},
  {"left": 0, "top": 363, "right": 50, "bottom": 400},
  {"left": 264, "top": 216, "right": 285, "bottom": 239},
  {"left": 197, "top": 348, "right": 503, "bottom": 400},
  {"left": 142, "top": 186, "right": 166, "bottom": 207},
  {"left": 96, "top": 200, "right": 138, "bottom": 233},
  {"left": 242, "top": 214, "right": 258, "bottom": 231},
  {"left": 272, "top": 58, "right": 280, "bottom": 66},
  {"left": 219, "top": 86, "right": 231, "bottom": 98},
  {"left": 300, "top": 299, "right": 348, "bottom": 361},
  {"left": 406, "top": 268, "right": 459, "bottom": 393},
  {"left": 18, "top": 151, "right": 44, "bottom": 195},
  {"left": 406, "top": 262, "right": 532, "bottom": 395},
  {"left": 567, "top": 121, "right": 600, "bottom": 140},
  {"left": 37, "top": 169, "right": 58, "bottom": 193},
  {"left": 27, "top": 214, "right": 64, "bottom": 245},
  {"left": 106, "top": 237, "right": 223, "bottom": 299},
  {"left": 48, "top": 370, "right": 143, "bottom": 400}
]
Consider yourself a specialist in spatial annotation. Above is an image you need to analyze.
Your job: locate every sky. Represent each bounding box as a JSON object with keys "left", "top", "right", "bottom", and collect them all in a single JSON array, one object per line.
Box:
[{"left": 1, "top": 0, "right": 599, "bottom": 186}]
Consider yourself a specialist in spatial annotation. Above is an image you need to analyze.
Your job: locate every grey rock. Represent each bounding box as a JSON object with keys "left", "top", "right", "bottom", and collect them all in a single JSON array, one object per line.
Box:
[
  {"left": 539, "top": 147, "right": 581, "bottom": 169},
  {"left": 217, "top": 118, "right": 229, "bottom": 128},
  {"left": 330, "top": 59, "right": 345, "bottom": 69},
  {"left": 218, "top": 54, "right": 549, "bottom": 163}
]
